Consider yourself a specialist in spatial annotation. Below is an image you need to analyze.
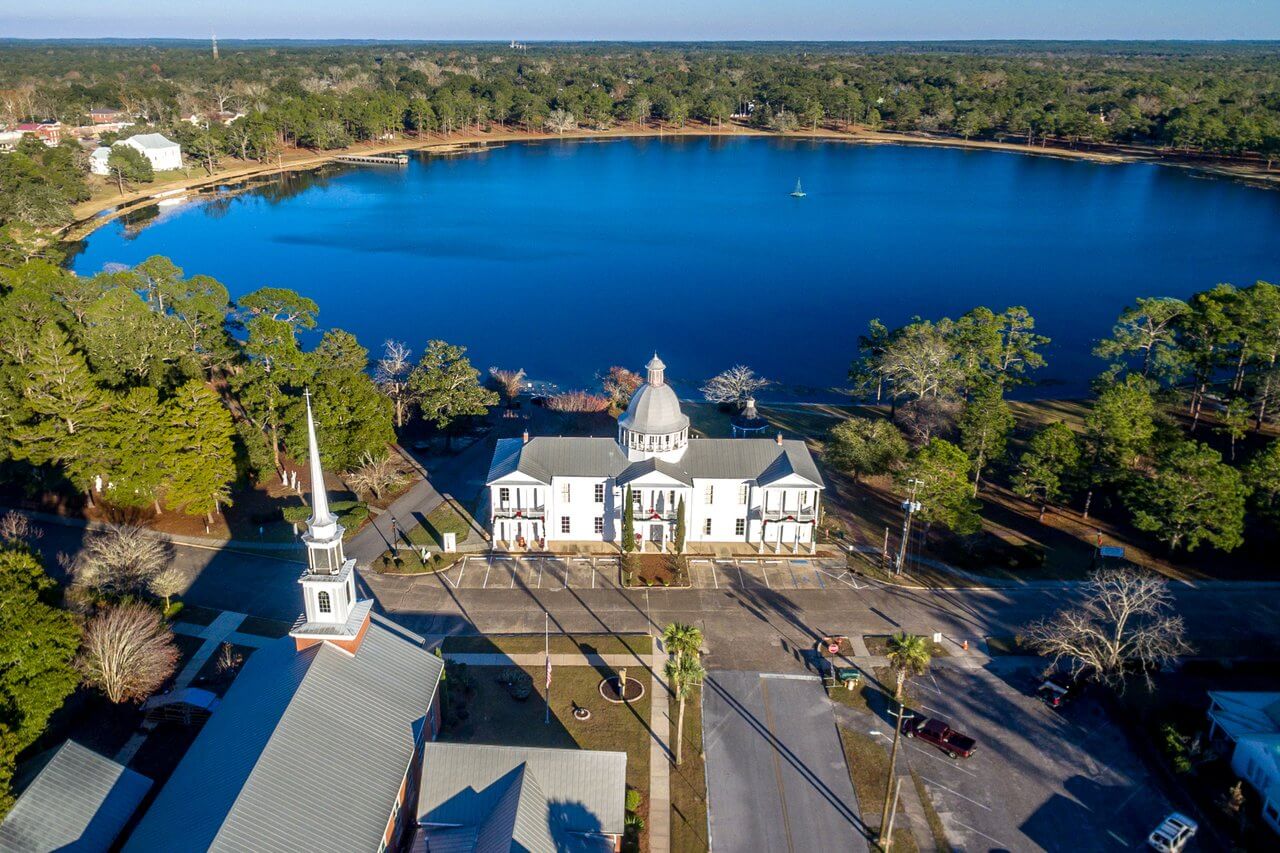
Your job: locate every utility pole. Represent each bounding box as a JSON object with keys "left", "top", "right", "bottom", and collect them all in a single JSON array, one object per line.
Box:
[
  {"left": 879, "top": 703, "right": 914, "bottom": 846},
  {"left": 894, "top": 478, "right": 921, "bottom": 576},
  {"left": 883, "top": 776, "right": 904, "bottom": 851}
]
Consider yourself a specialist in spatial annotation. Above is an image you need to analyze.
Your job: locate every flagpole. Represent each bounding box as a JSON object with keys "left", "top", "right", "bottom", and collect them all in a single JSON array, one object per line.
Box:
[{"left": 544, "top": 611, "right": 550, "bottom": 725}]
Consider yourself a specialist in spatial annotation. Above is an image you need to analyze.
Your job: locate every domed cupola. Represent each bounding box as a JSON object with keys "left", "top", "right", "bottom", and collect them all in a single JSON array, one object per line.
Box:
[{"left": 618, "top": 353, "right": 690, "bottom": 461}]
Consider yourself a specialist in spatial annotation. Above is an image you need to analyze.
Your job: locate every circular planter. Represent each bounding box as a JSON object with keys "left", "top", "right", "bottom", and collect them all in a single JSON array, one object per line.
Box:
[
  {"left": 599, "top": 676, "right": 645, "bottom": 704},
  {"left": 573, "top": 707, "right": 591, "bottom": 721}
]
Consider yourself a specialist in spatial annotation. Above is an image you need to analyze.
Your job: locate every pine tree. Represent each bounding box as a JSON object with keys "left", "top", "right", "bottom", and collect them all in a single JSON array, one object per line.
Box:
[
  {"left": 164, "top": 380, "right": 236, "bottom": 520},
  {"left": 100, "top": 386, "right": 167, "bottom": 511},
  {"left": 959, "top": 383, "right": 1015, "bottom": 496}
]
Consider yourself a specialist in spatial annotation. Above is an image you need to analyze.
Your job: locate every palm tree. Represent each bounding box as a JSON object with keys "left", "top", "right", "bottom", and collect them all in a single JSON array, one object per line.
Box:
[
  {"left": 662, "top": 622, "right": 702, "bottom": 666},
  {"left": 887, "top": 631, "right": 932, "bottom": 699},
  {"left": 880, "top": 632, "right": 933, "bottom": 845},
  {"left": 665, "top": 653, "right": 705, "bottom": 765}
]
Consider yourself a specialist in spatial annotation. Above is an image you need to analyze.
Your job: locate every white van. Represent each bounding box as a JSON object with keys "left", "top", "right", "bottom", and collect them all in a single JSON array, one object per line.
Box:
[{"left": 1146, "top": 813, "right": 1197, "bottom": 852}]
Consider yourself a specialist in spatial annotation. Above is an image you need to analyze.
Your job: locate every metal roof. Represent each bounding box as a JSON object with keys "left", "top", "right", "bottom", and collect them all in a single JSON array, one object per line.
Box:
[
  {"left": 124, "top": 615, "right": 444, "bottom": 853},
  {"left": 121, "top": 133, "right": 178, "bottom": 150},
  {"left": 489, "top": 436, "right": 823, "bottom": 488},
  {"left": 0, "top": 741, "right": 151, "bottom": 853},
  {"left": 418, "top": 743, "right": 627, "bottom": 847},
  {"left": 618, "top": 381, "right": 689, "bottom": 435}
]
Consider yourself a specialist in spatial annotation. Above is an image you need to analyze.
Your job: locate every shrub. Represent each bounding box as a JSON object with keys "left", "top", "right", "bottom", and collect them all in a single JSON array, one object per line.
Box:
[
  {"left": 497, "top": 667, "right": 533, "bottom": 701},
  {"left": 625, "top": 789, "right": 643, "bottom": 814},
  {"left": 546, "top": 391, "right": 611, "bottom": 413},
  {"left": 1162, "top": 723, "right": 1192, "bottom": 773}
]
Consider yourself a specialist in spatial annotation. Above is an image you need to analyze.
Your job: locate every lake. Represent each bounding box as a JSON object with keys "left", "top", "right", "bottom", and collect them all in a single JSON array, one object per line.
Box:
[{"left": 71, "top": 137, "right": 1280, "bottom": 398}]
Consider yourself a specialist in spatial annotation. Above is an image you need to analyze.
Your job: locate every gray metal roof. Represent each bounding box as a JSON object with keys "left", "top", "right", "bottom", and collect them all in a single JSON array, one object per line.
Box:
[
  {"left": 0, "top": 741, "right": 151, "bottom": 853},
  {"left": 488, "top": 436, "right": 824, "bottom": 488},
  {"left": 618, "top": 381, "right": 689, "bottom": 435},
  {"left": 616, "top": 458, "right": 693, "bottom": 486},
  {"left": 124, "top": 615, "right": 444, "bottom": 853},
  {"left": 121, "top": 132, "right": 178, "bottom": 150},
  {"left": 418, "top": 743, "right": 627, "bottom": 848}
]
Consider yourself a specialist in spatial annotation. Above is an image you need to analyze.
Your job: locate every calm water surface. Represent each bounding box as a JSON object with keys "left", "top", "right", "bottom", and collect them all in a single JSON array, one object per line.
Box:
[{"left": 71, "top": 138, "right": 1280, "bottom": 397}]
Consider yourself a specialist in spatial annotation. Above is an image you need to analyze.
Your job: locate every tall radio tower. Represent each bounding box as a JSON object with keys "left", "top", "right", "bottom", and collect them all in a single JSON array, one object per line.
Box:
[{"left": 212, "top": 33, "right": 219, "bottom": 61}]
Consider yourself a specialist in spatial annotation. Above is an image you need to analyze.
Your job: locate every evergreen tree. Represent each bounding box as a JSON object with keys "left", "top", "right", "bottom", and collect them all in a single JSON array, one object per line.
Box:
[
  {"left": 1012, "top": 422, "right": 1082, "bottom": 521},
  {"left": 959, "top": 384, "right": 1015, "bottom": 495},
  {"left": 674, "top": 496, "right": 686, "bottom": 554},
  {"left": 902, "top": 439, "right": 981, "bottom": 535},
  {"left": 100, "top": 386, "right": 167, "bottom": 511},
  {"left": 621, "top": 487, "right": 635, "bottom": 552},
  {"left": 106, "top": 144, "right": 153, "bottom": 193},
  {"left": 1125, "top": 440, "right": 1249, "bottom": 552},
  {"left": 285, "top": 365, "right": 395, "bottom": 471},
  {"left": 0, "top": 546, "right": 80, "bottom": 817},
  {"left": 824, "top": 418, "right": 909, "bottom": 482},
  {"left": 1245, "top": 440, "right": 1280, "bottom": 527},
  {"left": 1082, "top": 374, "right": 1158, "bottom": 514},
  {"left": 164, "top": 380, "right": 237, "bottom": 520},
  {"left": 407, "top": 340, "right": 499, "bottom": 446}
]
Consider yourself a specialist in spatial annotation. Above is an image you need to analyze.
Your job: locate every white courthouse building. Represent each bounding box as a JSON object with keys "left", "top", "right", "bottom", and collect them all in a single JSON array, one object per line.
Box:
[{"left": 485, "top": 355, "right": 824, "bottom": 552}]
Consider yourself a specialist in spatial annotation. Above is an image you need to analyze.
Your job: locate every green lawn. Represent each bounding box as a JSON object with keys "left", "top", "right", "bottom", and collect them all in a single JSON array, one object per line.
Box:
[
  {"left": 442, "top": 664, "right": 652, "bottom": 851},
  {"left": 405, "top": 501, "right": 476, "bottom": 550},
  {"left": 670, "top": 684, "right": 708, "bottom": 852},
  {"left": 443, "top": 633, "right": 653, "bottom": 658}
]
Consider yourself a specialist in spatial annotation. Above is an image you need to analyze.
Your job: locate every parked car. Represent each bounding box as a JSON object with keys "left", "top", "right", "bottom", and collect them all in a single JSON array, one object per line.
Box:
[
  {"left": 1147, "top": 813, "right": 1197, "bottom": 851},
  {"left": 903, "top": 716, "right": 977, "bottom": 759}
]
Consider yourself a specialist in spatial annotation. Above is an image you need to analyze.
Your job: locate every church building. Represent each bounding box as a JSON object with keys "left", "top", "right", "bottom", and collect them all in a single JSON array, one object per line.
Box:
[
  {"left": 125, "top": 394, "right": 445, "bottom": 853},
  {"left": 486, "top": 354, "right": 824, "bottom": 552}
]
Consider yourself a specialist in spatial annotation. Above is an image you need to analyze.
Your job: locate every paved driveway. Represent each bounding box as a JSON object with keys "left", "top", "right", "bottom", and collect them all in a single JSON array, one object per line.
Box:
[
  {"left": 899, "top": 661, "right": 1178, "bottom": 852},
  {"left": 703, "top": 671, "right": 867, "bottom": 852}
]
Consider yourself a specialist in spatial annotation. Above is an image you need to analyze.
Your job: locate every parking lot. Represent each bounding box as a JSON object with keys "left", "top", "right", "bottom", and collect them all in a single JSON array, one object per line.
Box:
[
  {"left": 885, "top": 661, "right": 1179, "bottom": 852},
  {"left": 436, "top": 555, "right": 865, "bottom": 591}
]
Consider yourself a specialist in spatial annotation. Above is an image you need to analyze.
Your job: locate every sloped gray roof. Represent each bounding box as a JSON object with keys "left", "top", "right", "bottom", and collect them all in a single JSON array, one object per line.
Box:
[
  {"left": 488, "top": 436, "right": 823, "bottom": 488},
  {"left": 125, "top": 614, "right": 444, "bottom": 853},
  {"left": 0, "top": 740, "right": 151, "bottom": 853},
  {"left": 122, "top": 132, "right": 178, "bottom": 150},
  {"left": 616, "top": 458, "right": 693, "bottom": 486},
  {"left": 418, "top": 743, "right": 627, "bottom": 849}
]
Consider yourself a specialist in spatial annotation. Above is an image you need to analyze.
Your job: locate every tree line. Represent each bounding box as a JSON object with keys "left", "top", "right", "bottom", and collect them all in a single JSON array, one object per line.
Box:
[
  {"left": 0, "top": 255, "right": 499, "bottom": 522},
  {"left": 832, "top": 287, "right": 1280, "bottom": 555}
]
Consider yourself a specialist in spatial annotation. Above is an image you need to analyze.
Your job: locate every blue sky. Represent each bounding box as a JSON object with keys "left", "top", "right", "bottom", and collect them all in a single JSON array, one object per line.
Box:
[{"left": 2, "top": 0, "right": 1277, "bottom": 41}]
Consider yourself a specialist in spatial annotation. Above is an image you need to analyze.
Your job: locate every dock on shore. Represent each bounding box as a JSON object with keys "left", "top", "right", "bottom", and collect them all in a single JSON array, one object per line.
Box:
[{"left": 335, "top": 152, "right": 409, "bottom": 166}]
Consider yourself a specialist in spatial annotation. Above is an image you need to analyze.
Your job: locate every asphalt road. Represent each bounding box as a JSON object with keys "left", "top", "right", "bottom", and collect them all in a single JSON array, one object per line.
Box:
[{"left": 703, "top": 671, "right": 865, "bottom": 853}]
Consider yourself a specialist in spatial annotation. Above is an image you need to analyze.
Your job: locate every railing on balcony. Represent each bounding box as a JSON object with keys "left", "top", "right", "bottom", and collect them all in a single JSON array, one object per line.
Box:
[
  {"left": 493, "top": 505, "right": 546, "bottom": 520},
  {"left": 636, "top": 509, "right": 678, "bottom": 522},
  {"left": 761, "top": 507, "right": 817, "bottom": 522}
]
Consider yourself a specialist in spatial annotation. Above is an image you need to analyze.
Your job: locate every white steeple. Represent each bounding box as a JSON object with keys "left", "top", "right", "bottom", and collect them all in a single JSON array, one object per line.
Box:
[
  {"left": 292, "top": 390, "right": 367, "bottom": 647},
  {"left": 304, "top": 390, "right": 338, "bottom": 542}
]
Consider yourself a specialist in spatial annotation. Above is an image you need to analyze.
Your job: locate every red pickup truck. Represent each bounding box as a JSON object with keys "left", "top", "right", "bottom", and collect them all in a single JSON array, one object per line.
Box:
[{"left": 903, "top": 716, "right": 977, "bottom": 759}]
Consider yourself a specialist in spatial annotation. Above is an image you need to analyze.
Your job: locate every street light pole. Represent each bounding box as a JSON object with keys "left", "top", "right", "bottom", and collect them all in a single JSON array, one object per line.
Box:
[
  {"left": 894, "top": 479, "right": 921, "bottom": 576},
  {"left": 879, "top": 702, "right": 914, "bottom": 846}
]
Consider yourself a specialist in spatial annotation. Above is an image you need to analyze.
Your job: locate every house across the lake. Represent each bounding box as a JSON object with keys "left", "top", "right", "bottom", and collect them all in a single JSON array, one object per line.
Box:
[
  {"left": 485, "top": 354, "right": 824, "bottom": 552},
  {"left": 116, "top": 133, "right": 182, "bottom": 172}
]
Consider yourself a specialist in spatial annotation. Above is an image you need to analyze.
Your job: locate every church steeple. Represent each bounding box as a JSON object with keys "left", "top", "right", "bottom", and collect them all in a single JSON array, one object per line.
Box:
[{"left": 292, "top": 390, "right": 369, "bottom": 650}]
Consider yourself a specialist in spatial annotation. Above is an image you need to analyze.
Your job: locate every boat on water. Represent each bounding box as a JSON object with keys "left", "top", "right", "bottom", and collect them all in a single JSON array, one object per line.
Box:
[{"left": 790, "top": 179, "right": 806, "bottom": 198}]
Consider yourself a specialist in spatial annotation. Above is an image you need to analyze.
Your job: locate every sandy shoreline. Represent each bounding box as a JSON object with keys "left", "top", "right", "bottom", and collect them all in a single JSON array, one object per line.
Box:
[{"left": 63, "top": 122, "right": 1277, "bottom": 243}]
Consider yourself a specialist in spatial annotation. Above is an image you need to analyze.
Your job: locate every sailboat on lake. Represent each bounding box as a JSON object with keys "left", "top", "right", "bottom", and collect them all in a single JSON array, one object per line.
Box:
[{"left": 790, "top": 179, "right": 806, "bottom": 198}]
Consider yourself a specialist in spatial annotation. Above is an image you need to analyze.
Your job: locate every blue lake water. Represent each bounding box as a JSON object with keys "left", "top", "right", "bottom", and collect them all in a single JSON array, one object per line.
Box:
[{"left": 71, "top": 137, "right": 1280, "bottom": 397}]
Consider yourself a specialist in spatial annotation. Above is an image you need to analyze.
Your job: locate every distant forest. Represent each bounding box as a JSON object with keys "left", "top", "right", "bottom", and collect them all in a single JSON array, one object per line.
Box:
[{"left": 1, "top": 40, "right": 1278, "bottom": 159}]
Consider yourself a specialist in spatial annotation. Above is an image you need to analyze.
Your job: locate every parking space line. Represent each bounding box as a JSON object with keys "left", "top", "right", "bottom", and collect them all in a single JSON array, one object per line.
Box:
[
  {"left": 813, "top": 568, "right": 825, "bottom": 589},
  {"left": 449, "top": 559, "right": 468, "bottom": 588},
  {"left": 785, "top": 561, "right": 800, "bottom": 587},
  {"left": 482, "top": 559, "right": 493, "bottom": 589},
  {"left": 950, "top": 818, "right": 1006, "bottom": 847},
  {"left": 710, "top": 563, "right": 718, "bottom": 589},
  {"left": 1106, "top": 830, "right": 1130, "bottom": 847},
  {"left": 761, "top": 562, "right": 772, "bottom": 588},
  {"left": 918, "top": 776, "right": 991, "bottom": 811},
  {"left": 534, "top": 560, "right": 543, "bottom": 588},
  {"left": 906, "top": 743, "right": 979, "bottom": 777}
]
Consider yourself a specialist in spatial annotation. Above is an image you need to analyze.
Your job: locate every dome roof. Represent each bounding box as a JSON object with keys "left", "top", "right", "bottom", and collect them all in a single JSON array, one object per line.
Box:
[
  {"left": 619, "top": 382, "right": 689, "bottom": 435},
  {"left": 618, "top": 352, "right": 689, "bottom": 435}
]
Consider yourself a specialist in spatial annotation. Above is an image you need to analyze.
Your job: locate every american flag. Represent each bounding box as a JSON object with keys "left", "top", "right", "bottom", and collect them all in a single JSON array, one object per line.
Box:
[{"left": 546, "top": 653, "right": 552, "bottom": 688}]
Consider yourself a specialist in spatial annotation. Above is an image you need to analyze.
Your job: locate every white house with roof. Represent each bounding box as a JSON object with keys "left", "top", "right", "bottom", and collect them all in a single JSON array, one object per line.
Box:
[
  {"left": 485, "top": 354, "right": 824, "bottom": 552},
  {"left": 1208, "top": 691, "right": 1280, "bottom": 835},
  {"left": 117, "top": 133, "right": 182, "bottom": 171}
]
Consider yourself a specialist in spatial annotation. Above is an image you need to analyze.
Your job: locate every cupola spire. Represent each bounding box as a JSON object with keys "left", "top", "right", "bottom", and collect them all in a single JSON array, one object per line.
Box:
[
  {"left": 304, "top": 390, "right": 337, "bottom": 539},
  {"left": 646, "top": 353, "right": 666, "bottom": 387}
]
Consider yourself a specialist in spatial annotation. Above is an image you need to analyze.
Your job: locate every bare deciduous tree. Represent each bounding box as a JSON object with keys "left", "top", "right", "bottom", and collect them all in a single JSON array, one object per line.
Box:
[
  {"left": 346, "top": 451, "right": 411, "bottom": 500},
  {"left": 1024, "top": 566, "right": 1191, "bottom": 690},
  {"left": 74, "top": 525, "right": 172, "bottom": 596},
  {"left": 147, "top": 565, "right": 186, "bottom": 610},
  {"left": 895, "top": 397, "right": 961, "bottom": 446},
  {"left": 700, "top": 365, "right": 771, "bottom": 406},
  {"left": 0, "top": 511, "right": 41, "bottom": 546},
  {"left": 488, "top": 367, "right": 527, "bottom": 405},
  {"left": 375, "top": 340, "right": 413, "bottom": 428},
  {"left": 78, "top": 603, "right": 180, "bottom": 704},
  {"left": 601, "top": 366, "right": 643, "bottom": 412},
  {"left": 545, "top": 391, "right": 611, "bottom": 413},
  {"left": 545, "top": 108, "right": 577, "bottom": 135}
]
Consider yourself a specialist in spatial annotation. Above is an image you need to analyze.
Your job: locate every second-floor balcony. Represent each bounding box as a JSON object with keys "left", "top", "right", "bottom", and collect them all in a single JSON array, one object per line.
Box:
[
  {"left": 635, "top": 508, "right": 678, "bottom": 522},
  {"left": 761, "top": 507, "right": 818, "bottom": 523},
  {"left": 493, "top": 505, "right": 546, "bottom": 520}
]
